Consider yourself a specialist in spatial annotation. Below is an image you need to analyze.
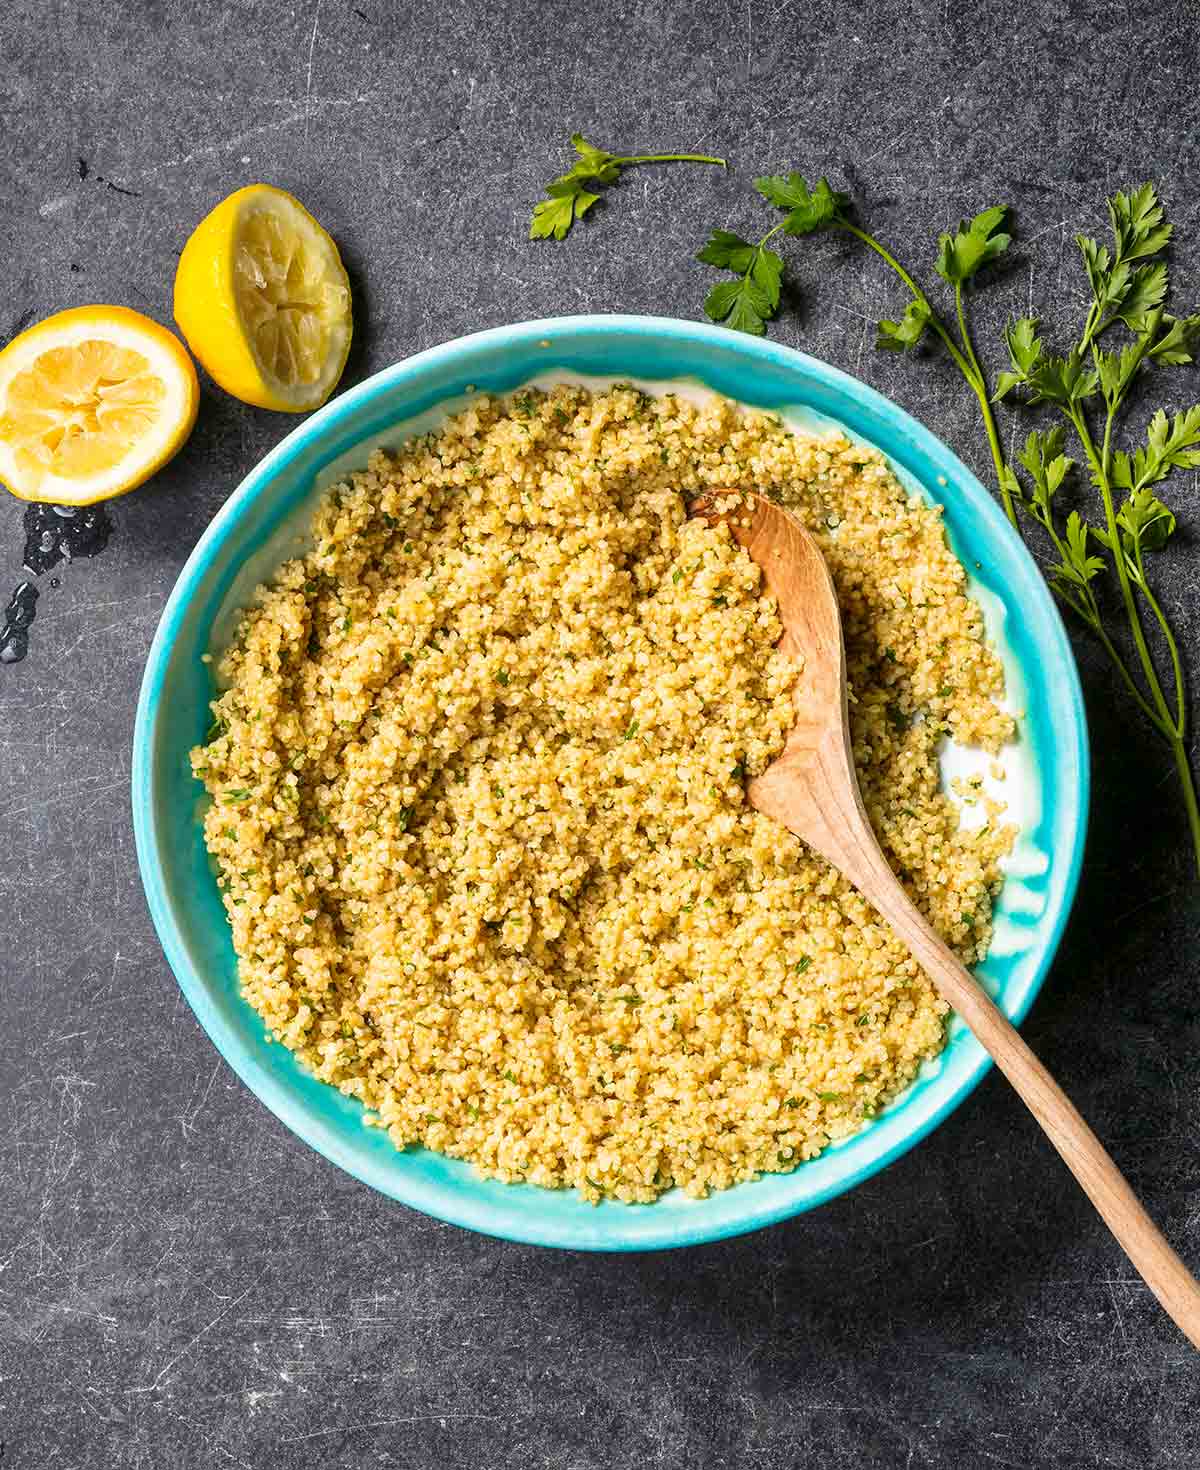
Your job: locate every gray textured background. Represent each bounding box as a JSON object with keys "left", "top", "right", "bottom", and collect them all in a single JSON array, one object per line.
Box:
[{"left": 3, "top": 1, "right": 1199, "bottom": 1465}]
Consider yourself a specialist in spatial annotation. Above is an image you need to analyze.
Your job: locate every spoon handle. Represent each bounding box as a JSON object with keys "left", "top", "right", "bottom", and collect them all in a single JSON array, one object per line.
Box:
[
  {"left": 705, "top": 488, "right": 1199, "bottom": 1343},
  {"left": 860, "top": 859, "right": 1200, "bottom": 1350}
]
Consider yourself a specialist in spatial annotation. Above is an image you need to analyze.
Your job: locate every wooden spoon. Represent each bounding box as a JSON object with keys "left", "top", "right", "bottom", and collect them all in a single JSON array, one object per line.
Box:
[{"left": 692, "top": 488, "right": 1200, "bottom": 1349}]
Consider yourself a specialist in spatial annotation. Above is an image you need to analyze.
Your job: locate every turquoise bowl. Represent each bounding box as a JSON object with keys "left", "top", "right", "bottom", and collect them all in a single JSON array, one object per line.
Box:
[{"left": 132, "top": 314, "right": 1088, "bottom": 1249}]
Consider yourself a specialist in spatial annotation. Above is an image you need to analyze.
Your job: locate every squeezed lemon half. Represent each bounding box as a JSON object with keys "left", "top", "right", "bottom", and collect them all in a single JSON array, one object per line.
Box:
[
  {"left": 174, "top": 184, "right": 352, "bottom": 412},
  {"left": 0, "top": 305, "right": 199, "bottom": 505}
]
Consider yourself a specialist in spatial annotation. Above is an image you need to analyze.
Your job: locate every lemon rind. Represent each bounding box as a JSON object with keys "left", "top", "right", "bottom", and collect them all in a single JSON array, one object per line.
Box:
[{"left": 174, "top": 185, "right": 351, "bottom": 415}]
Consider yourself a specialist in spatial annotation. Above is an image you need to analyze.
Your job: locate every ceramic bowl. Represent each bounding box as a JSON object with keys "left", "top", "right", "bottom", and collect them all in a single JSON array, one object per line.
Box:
[{"left": 132, "top": 314, "right": 1088, "bottom": 1249}]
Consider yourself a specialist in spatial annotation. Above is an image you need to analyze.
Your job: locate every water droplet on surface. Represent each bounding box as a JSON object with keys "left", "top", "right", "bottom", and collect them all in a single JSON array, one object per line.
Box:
[
  {"left": 0, "top": 582, "right": 38, "bottom": 663},
  {"left": 22, "top": 501, "right": 113, "bottom": 575}
]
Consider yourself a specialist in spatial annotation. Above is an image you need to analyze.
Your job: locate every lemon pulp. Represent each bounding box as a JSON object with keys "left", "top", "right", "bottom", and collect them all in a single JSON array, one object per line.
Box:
[
  {"left": 1, "top": 341, "right": 168, "bottom": 492},
  {"left": 234, "top": 207, "right": 350, "bottom": 391}
]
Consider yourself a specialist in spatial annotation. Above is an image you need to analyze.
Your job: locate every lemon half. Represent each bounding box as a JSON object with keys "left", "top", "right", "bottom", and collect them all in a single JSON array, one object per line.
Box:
[
  {"left": 0, "top": 305, "right": 199, "bottom": 505},
  {"left": 174, "top": 184, "right": 352, "bottom": 413}
]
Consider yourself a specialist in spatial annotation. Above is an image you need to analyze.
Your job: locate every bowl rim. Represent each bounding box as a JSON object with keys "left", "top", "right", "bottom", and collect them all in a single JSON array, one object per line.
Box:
[{"left": 132, "top": 312, "right": 1090, "bottom": 1249}]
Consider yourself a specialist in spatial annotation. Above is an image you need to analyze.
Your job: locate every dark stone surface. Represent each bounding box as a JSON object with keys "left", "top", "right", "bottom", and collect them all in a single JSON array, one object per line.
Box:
[{"left": 2, "top": 1, "right": 1199, "bottom": 1464}]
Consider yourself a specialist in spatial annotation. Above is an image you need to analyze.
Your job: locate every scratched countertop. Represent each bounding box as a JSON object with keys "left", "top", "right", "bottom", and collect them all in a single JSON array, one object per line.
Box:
[{"left": 2, "top": 1, "right": 1199, "bottom": 1465}]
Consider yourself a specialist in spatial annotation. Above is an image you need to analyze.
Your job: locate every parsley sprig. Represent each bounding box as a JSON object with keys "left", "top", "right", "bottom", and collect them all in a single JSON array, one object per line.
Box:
[
  {"left": 530, "top": 134, "right": 725, "bottom": 241},
  {"left": 769, "top": 176, "right": 1200, "bottom": 873},
  {"left": 987, "top": 190, "right": 1200, "bottom": 870}
]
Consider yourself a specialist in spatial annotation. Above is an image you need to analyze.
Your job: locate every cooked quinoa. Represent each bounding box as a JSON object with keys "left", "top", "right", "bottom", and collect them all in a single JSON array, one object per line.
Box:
[{"left": 192, "top": 383, "right": 1015, "bottom": 1203}]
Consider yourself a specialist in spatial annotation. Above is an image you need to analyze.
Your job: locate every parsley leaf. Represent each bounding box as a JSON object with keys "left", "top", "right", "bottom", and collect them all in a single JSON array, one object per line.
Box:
[
  {"left": 1049, "top": 511, "right": 1106, "bottom": 598},
  {"left": 1016, "top": 426, "right": 1074, "bottom": 527},
  {"left": 1024, "top": 348, "right": 1100, "bottom": 408},
  {"left": 695, "top": 228, "right": 757, "bottom": 274},
  {"left": 994, "top": 316, "right": 1045, "bottom": 400},
  {"left": 1116, "top": 263, "right": 1169, "bottom": 332},
  {"left": 530, "top": 176, "right": 601, "bottom": 241},
  {"left": 1108, "top": 182, "right": 1173, "bottom": 263},
  {"left": 1147, "top": 313, "right": 1200, "bottom": 365},
  {"left": 1116, "top": 488, "right": 1177, "bottom": 556},
  {"left": 936, "top": 205, "right": 1012, "bottom": 286},
  {"left": 1076, "top": 184, "right": 1178, "bottom": 346},
  {"left": 753, "top": 173, "right": 848, "bottom": 235},
  {"left": 1111, "top": 405, "right": 1200, "bottom": 495},
  {"left": 877, "top": 298, "right": 932, "bottom": 352},
  {"left": 699, "top": 230, "right": 784, "bottom": 335},
  {"left": 530, "top": 134, "right": 725, "bottom": 241},
  {"left": 563, "top": 134, "right": 622, "bottom": 186}
]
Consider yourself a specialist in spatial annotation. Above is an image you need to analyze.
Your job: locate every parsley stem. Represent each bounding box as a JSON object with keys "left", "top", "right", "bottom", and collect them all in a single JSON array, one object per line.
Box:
[
  {"left": 1027, "top": 503, "right": 1166, "bottom": 728},
  {"left": 837, "top": 223, "right": 971, "bottom": 365},
  {"left": 1090, "top": 616, "right": 1174, "bottom": 732},
  {"left": 1073, "top": 403, "right": 1174, "bottom": 728},
  {"left": 839, "top": 220, "right": 1019, "bottom": 528},
  {"left": 1081, "top": 300, "right": 1105, "bottom": 352},
  {"left": 616, "top": 153, "right": 727, "bottom": 168},
  {"left": 1133, "top": 540, "right": 1187, "bottom": 734},
  {"left": 1170, "top": 733, "right": 1200, "bottom": 878},
  {"left": 954, "top": 282, "right": 1017, "bottom": 528},
  {"left": 836, "top": 223, "right": 925, "bottom": 306}
]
